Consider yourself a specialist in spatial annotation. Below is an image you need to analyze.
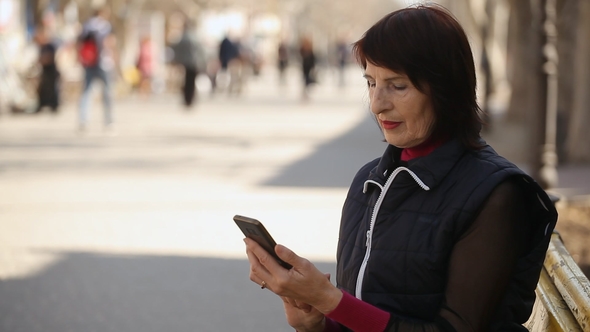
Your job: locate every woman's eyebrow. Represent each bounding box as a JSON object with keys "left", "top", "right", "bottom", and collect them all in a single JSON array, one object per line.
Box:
[
  {"left": 384, "top": 77, "right": 406, "bottom": 82},
  {"left": 363, "top": 74, "right": 406, "bottom": 82}
]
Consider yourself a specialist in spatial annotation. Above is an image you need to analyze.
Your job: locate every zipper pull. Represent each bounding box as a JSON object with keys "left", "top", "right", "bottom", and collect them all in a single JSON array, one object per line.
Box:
[{"left": 366, "top": 230, "right": 371, "bottom": 246}]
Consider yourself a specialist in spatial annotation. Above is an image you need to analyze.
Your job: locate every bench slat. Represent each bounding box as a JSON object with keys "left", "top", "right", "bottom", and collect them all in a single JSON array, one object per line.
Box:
[{"left": 544, "top": 233, "right": 590, "bottom": 331}]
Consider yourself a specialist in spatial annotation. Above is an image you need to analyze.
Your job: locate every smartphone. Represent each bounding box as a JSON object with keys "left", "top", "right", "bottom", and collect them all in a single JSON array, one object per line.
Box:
[{"left": 233, "top": 215, "right": 293, "bottom": 269}]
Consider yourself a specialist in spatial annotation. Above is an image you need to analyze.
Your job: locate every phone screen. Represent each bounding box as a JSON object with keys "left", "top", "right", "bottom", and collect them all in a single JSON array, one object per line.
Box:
[{"left": 233, "top": 215, "right": 293, "bottom": 269}]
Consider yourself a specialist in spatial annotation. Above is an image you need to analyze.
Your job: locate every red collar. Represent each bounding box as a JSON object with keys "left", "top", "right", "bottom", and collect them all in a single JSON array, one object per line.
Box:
[{"left": 400, "top": 138, "right": 445, "bottom": 161}]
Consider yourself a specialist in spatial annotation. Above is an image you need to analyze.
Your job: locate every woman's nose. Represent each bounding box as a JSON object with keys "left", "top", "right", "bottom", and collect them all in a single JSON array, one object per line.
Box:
[{"left": 370, "top": 88, "right": 390, "bottom": 115}]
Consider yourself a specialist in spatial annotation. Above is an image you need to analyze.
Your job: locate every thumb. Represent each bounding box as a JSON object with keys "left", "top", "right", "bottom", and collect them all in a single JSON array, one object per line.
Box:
[{"left": 275, "top": 244, "right": 301, "bottom": 266}]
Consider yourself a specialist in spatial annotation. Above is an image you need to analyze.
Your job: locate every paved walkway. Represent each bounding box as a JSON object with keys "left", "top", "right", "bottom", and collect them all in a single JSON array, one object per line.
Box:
[
  {"left": 0, "top": 66, "right": 588, "bottom": 331},
  {"left": 0, "top": 67, "right": 381, "bottom": 331}
]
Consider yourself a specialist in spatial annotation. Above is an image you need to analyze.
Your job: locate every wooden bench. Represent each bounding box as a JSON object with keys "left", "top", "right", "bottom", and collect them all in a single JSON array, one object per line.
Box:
[{"left": 524, "top": 232, "right": 590, "bottom": 331}]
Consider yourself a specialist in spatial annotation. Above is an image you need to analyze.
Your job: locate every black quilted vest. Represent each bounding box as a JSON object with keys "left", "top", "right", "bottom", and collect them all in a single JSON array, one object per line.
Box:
[{"left": 336, "top": 139, "right": 557, "bottom": 331}]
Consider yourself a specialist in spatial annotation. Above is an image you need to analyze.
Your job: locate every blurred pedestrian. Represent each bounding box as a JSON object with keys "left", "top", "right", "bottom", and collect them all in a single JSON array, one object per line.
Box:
[
  {"left": 77, "top": 5, "right": 115, "bottom": 132},
  {"left": 171, "top": 21, "right": 206, "bottom": 107},
  {"left": 218, "top": 33, "right": 241, "bottom": 93},
  {"left": 205, "top": 57, "right": 220, "bottom": 96},
  {"left": 219, "top": 34, "right": 239, "bottom": 71},
  {"left": 299, "top": 36, "right": 316, "bottom": 101},
  {"left": 227, "top": 37, "right": 245, "bottom": 96},
  {"left": 335, "top": 38, "right": 350, "bottom": 87},
  {"left": 277, "top": 41, "right": 289, "bottom": 85},
  {"left": 34, "top": 26, "right": 60, "bottom": 114},
  {"left": 238, "top": 38, "right": 262, "bottom": 77},
  {"left": 136, "top": 36, "right": 154, "bottom": 96}
]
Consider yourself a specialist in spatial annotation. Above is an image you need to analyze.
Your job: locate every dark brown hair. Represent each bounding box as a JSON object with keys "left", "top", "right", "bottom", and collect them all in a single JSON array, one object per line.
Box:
[{"left": 352, "top": 4, "right": 484, "bottom": 149}]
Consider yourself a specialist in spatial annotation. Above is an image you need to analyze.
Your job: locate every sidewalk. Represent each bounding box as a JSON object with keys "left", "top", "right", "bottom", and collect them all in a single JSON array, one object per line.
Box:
[
  {"left": 0, "top": 67, "right": 378, "bottom": 331},
  {"left": 1, "top": 66, "right": 589, "bottom": 331},
  {"left": 0, "top": 66, "right": 380, "bottom": 261}
]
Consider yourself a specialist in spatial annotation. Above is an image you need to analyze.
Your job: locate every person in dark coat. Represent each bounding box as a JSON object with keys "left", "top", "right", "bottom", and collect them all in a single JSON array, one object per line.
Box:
[
  {"left": 242, "top": 4, "right": 558, "bottom": 332},
  {"left": 299, "top": 36, "right": 316, "bottom": 101},
  {"left": 34, "top": 27, "right": 60, "bottom": 113},
  {"left": 172, "top": 22, "right": 206, "bottom": 107},
  {"left": 277, "top": 41, "right": 289, "bottom": 85},
  {"left": 218, "top": 34, "right": 239, "bottom": 71},
  {"left": 335, "top": 38, "right": 350, "bottom": 87},
  {"left": 217, "top": 34, "right": 244, "bottom": 95}
]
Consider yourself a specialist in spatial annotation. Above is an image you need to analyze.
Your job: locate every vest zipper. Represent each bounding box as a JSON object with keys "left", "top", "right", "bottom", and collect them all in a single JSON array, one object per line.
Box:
[{"left": 355, "top": 167, "right": 430, "bottom": 300}]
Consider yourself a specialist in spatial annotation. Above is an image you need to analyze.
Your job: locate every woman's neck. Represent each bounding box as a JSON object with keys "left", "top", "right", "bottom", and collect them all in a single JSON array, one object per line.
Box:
[{"left": 400, "top": 137, "right": 445, "bottom": 161}]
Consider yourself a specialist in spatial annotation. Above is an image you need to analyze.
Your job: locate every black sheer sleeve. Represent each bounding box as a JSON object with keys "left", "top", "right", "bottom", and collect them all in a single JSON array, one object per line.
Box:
[{"left": 386, "top": 178, "right": 528, "bottom": 332}]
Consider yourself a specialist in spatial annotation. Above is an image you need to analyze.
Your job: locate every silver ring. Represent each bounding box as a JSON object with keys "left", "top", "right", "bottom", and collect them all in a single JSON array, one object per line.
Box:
[{"left": 260, "top": 281, "right": 266, "bottom": 289}]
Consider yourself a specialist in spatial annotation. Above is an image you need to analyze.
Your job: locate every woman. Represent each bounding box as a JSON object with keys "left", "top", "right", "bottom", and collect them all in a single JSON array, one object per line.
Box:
[
  {"left": 299, "top": 36, "right": 316, "bottom": 100},
  {"left": 34, "top": 27, "right": 60, "bottom": 113},
  {"left": 244, "top": 5, "right": 557, "bottom": 331},
  {"left": 136, "top": 36, "right": 154, "bottom": 95},
  {"left": 172, "top": 22, "right": 206, "bottom": 107},
  {"left": 277, "top": 41, "right": 289, "bottom": 85}
]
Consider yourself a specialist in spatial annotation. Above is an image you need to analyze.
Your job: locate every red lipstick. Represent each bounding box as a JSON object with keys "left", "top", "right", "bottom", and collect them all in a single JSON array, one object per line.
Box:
[{"left": 381, "top": 120, "right": 401, "bottom": 130}]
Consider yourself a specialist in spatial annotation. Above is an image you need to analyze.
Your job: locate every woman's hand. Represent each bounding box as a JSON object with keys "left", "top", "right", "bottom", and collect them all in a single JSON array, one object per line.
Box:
[
  {"left": 281, "top": 296, "right": 325, "bottom": 332},
  {"left": 244, "top": 238, "right": 343, "bottom": 314},
  {"left": 281, "top": 273, "right": 331, "bottom": 331}
]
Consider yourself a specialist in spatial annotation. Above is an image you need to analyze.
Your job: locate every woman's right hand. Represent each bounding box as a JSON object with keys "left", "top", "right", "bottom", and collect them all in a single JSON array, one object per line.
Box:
[
  {"left": 281, "top": 296, "right": 325, "bottom": 332},
  {"left": 244, "top": 239, "right": 342, "bottom": 313}
]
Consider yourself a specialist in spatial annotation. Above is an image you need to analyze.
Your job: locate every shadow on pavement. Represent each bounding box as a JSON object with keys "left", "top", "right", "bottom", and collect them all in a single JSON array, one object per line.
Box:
[
  {"left": 0, "top": 251, "right": 336, "bottom": 332},
  {"left": 262, "top": 113, "right": 386, "bottom": 188}
]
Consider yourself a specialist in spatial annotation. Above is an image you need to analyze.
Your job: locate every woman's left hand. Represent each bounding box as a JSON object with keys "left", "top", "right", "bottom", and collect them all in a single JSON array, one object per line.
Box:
[
  {"left": 281, "top": 296, "right": 326, "bottom": 332},
  {"left": 244, "top": 238, "right": 343, "bottom": 314}
]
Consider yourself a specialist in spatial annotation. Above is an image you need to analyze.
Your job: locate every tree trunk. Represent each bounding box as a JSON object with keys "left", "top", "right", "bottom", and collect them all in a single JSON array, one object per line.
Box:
[
  {"left": 505, "top": 0, "right": 533, "bottom": 123},
  {"left": 505, "top": 0, "right": 546, "bottom": 181},
  {"left": 555, "top": 0, "right": 578, "bottom": 163},
  {"left": 566, "top": 0, "right": 590, "bottom": 162}
]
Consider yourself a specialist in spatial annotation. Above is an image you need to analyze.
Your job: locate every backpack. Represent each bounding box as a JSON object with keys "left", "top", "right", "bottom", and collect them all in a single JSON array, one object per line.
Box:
[{"left": 78, "top": 33, "right": 99, "bottom": 67}]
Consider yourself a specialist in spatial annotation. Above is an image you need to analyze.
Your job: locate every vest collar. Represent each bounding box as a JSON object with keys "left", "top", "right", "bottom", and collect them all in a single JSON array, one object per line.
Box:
[{"left": 368, "top": 139, "right": 470, "bottom": 190}]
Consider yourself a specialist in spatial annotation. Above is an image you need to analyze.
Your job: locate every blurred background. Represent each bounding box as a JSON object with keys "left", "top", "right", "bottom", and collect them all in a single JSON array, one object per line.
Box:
[{"left": 0, "top": 0, "right": 589, "bottom": 331}]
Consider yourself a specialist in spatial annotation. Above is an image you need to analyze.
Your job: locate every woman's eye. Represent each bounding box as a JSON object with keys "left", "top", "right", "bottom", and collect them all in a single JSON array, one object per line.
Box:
[
  {"left": 393, "top": 85, "right": 407, "bottom": 91},
  {"left": 367, "top": 81, "right": 376, "bottom": 88}
]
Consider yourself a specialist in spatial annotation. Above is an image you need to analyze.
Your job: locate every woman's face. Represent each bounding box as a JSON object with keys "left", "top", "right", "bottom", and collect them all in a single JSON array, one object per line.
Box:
[{"left": 365, "top": 63, "right": 435, "bottom": 148}]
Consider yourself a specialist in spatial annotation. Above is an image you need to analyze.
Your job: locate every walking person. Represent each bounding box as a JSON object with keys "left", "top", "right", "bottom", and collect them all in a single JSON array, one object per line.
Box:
[
  {"left": 217, "top": 33, "right": 240, "bottom": 92},
  {"left": 172, "top": 21, "right": 206, "bottom": 108},
  {"left": 226, "top": 37, "right": 245, "bottom": 96},
  {"left": 34, "top": 26, "right": 60, "bottom": 114},
  {"left": 77, "top": 5, "right": 115, "bottom": 132},
  {"left": 136, "top": 36, "right": 154, "bottom": 96},
  {"left": 299, "top": 36, "right": 316, "bottom": 101},
  {"left": 243, "top": 4, "right": 557, "bottom": 331},
  {"left": 277, "top": 41, "right": 289, "bottom": 85},
  {"left": 335, "top": 38, "right": 350, "bottom": 88},
  {"left": 218, "top": 34, "right": 239, "bottom": 72}
]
